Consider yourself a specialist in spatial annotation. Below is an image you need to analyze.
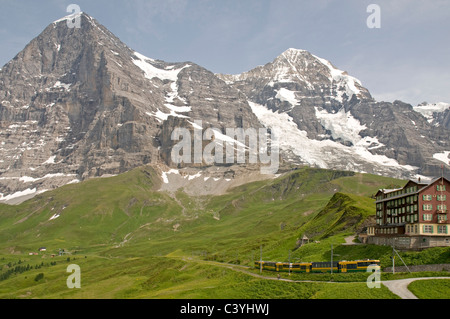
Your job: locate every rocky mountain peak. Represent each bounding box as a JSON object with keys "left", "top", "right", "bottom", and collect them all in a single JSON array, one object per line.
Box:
[{"left": 218, "top": 48, "right": 372, "bottom": 106}]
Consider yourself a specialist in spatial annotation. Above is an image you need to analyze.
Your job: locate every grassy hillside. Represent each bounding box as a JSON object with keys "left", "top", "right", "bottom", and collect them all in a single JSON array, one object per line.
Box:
[{"left": 0, "top": 165, "right": 448, "bottom": 299}]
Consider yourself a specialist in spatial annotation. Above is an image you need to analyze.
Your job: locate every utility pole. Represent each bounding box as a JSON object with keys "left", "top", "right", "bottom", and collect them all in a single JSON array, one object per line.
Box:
[
  {"left": 392, "top": 245, "right": 395, "bottom": 274},
  {"left": 331, "top": 244, "right": 333, "bottom": 274},
  {"left": 288, "top": 250, "right": 291, "bottom": 276},
  {"left": 259, "top": 246, "right": 262, "bottom": 274}
]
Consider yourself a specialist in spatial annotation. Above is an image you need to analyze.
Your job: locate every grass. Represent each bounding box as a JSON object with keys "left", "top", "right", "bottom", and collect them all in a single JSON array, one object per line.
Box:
[
  {"left": 0, "top": 254, "right": 401, "bottom": 299},
  {"left": 407, "top": 279, "right": 450, "bottom": 299},
  {"left": 0, "top": 165, "right": 448, "bottom": 299}
]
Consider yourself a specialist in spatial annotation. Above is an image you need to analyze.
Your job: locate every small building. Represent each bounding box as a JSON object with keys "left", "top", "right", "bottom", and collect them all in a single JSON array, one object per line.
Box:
[
  {"left": 367, "top": 176, "right": 449, "bottom": 249},
  {"left": 300, "top": 235, "right": 309, "bottom": 246},
  {"left": 295, "top": 235, "right": 310, "bottom": 248}
]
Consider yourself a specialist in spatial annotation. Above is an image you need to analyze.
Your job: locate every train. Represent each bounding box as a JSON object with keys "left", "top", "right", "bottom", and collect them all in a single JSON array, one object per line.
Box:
[{"left": 254, "top": 259, "right": 380, "bottom": 273}]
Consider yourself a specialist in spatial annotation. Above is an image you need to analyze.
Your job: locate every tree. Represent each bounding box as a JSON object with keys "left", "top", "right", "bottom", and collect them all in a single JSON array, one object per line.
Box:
[{"left": 34, "top": 273, "right": 44, "bottom": 282}]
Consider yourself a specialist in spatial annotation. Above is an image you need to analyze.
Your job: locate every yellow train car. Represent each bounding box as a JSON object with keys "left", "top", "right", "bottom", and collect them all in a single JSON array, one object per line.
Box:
[
  {"left": 275, "top": 262, "right": 313, "bottom": 273},
  {"left": 254, "top": 261, "right": 278, "bottom": 271},
  {"left": 311, "top": 261, "right": 339, "bottom": 273},
  {"left": 339, "top": 260, "right": 380, "bottom": 273}
]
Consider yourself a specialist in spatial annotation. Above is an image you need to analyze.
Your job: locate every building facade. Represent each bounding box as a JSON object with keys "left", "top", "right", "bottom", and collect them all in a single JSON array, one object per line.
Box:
[{"left": 367, "top": 177, "right": 449, "bottom": 249}]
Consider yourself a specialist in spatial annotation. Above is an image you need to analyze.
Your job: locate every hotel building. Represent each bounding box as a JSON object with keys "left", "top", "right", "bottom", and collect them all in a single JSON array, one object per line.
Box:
[{"left": 367, "top": 176, "right": 449, "bottom": 249}]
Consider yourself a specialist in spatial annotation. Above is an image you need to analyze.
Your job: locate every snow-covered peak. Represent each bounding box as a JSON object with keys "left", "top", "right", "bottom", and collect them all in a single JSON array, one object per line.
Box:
[
  {"left": 280, "top": 48, "right": 309, "bottom": 61},
  {"left": 52, "top": 11, "right": 84, "bottom": 25},
  {"left": 413, "top": 102, "right": 450, "bottom": 122}
]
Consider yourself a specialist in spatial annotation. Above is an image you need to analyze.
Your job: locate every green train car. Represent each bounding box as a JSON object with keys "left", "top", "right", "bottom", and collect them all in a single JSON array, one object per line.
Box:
[{"left": 255, "top": 259, "right": 380, "bottom": 273}]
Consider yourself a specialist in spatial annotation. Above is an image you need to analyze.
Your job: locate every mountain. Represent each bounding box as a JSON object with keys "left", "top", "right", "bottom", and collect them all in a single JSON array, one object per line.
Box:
[
  {"left": 0, "top": 12, "right": 262, "bottom": 203},
  {"left": 0, "top": 13, "right": 448, "bottom": 203},
  {"left": 217, "top": 48, "right": 449, "bottom": 177}
]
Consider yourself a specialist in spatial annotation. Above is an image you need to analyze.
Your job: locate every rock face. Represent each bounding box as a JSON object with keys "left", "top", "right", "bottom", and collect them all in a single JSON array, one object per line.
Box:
[{"left": 0, "top": 14, "right": 448, "bottom": 203}]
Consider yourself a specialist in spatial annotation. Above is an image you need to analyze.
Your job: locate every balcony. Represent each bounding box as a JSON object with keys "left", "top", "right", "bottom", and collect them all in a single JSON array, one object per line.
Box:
[{"left": 436, "top": 209, "right": 448, "bottom": 214}]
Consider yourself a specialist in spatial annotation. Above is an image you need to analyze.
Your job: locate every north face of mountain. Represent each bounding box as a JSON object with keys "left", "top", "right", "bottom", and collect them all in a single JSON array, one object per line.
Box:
[{"left": 0, "top": 12, "right": 262, "bottom": 202}]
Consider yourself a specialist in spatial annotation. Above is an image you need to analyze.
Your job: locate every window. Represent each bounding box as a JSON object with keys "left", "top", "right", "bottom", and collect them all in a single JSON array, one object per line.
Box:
[
  {"left": 437, "top": 195, "right": 447, "bottom": 201},
  {"left": 437, "top": 184, "right": 446, "bottom": 191},
  {"left": 423, "top": 204, "right": 433, "bottom": 211},
  {"left": 423, "top": 214, "right": 433, "bottom": 221},
  {"left": 437, "top": 225, "right": 448, "bottom": 234},
  {"left": 437, "top": 204, "right": 447, "bottom": 212},
  {"left": 438, "top": 214, "right": 448, "bottom": 222},
  {"left": 423, "top": 225, "right": 433, "bottom": 233},
  {"left": 423, "top": 194, "right": 432, "bottom": 201}
]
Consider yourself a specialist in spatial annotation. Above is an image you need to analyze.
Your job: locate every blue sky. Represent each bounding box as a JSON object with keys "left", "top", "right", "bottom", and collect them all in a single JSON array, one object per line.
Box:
[{"left": 1, "top": 0, "right": 449, "bottom": 105}]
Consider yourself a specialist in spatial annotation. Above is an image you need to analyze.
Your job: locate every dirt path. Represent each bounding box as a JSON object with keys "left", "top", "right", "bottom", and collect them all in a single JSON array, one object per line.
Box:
[{"left": 343, "top": 235, "right": 356, "bottom": 245}]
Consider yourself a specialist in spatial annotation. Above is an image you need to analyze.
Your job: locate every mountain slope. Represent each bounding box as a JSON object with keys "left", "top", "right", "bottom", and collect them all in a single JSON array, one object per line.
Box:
[
  {"left": 0, "top": 164, "right": 402, "bottom": 257},
  {"left": 298, "top": 192, "right": 374, "bottom": 239}
]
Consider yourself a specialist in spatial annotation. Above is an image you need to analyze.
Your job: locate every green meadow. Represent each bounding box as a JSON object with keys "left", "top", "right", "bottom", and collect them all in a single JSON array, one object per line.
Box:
[{"left": 0, "top": 166, "right": 449, "bottom": 299}]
